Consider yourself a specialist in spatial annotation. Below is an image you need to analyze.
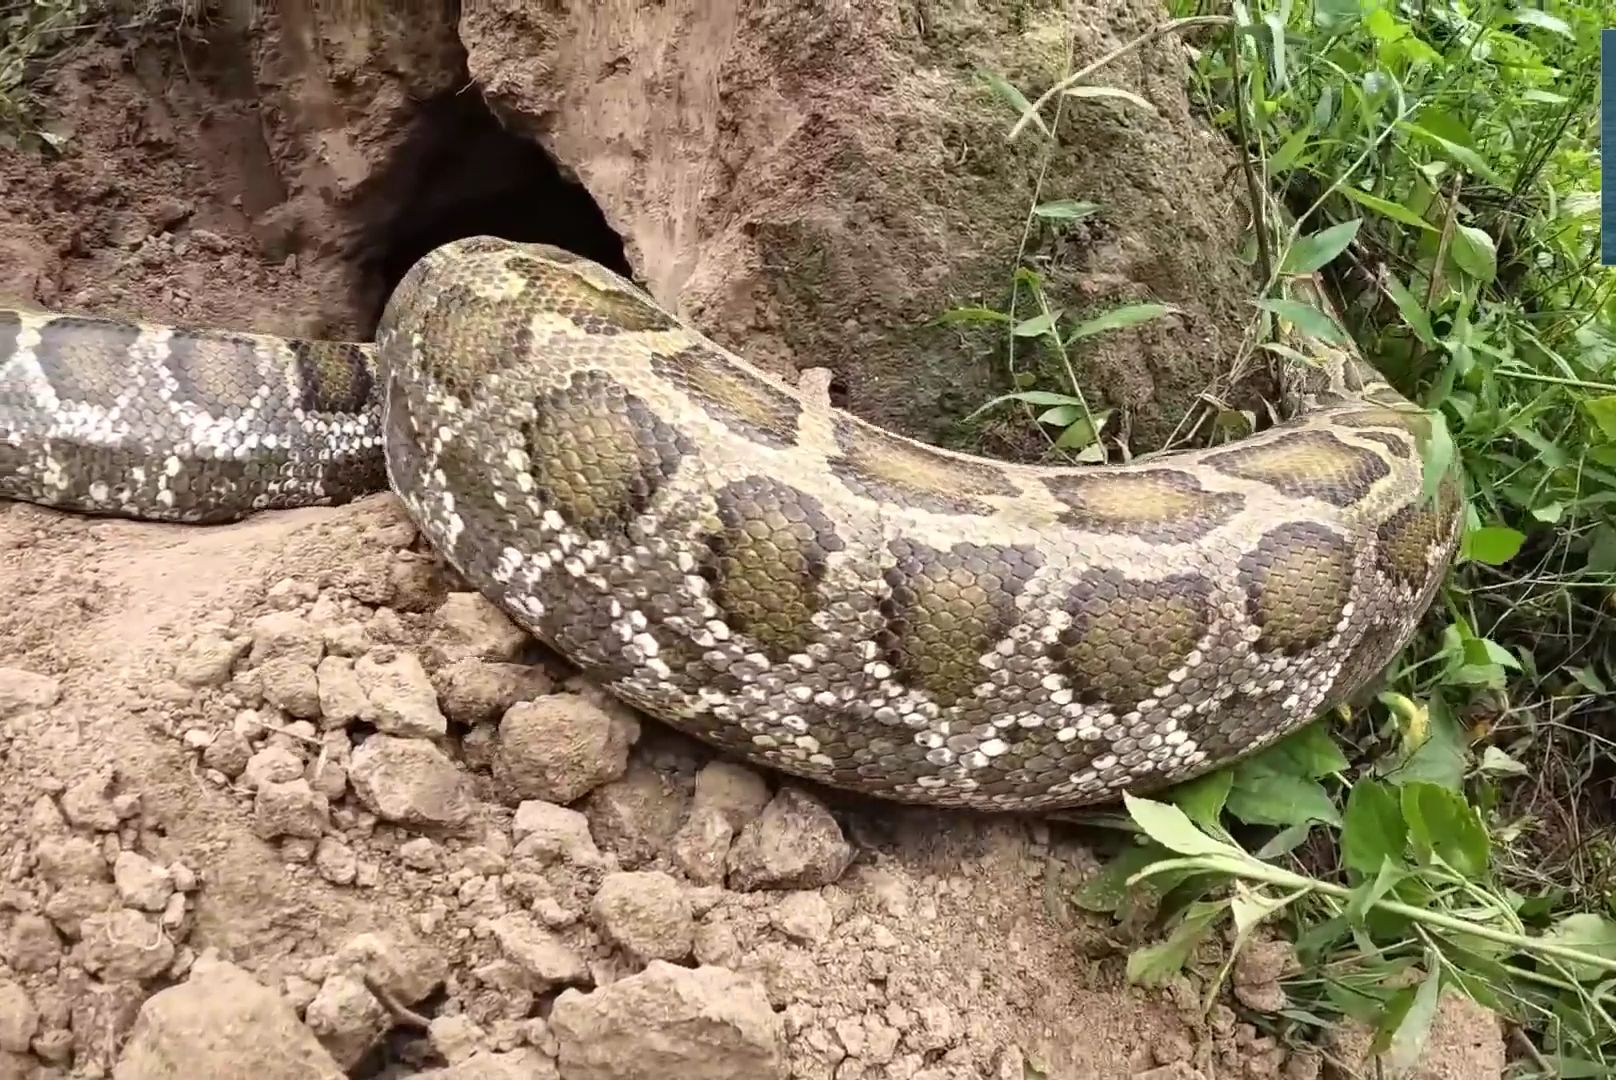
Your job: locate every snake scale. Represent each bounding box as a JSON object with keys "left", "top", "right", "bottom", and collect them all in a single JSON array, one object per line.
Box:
[{"left": 0, "top": 236, "right": 1462, "bottom": 810}]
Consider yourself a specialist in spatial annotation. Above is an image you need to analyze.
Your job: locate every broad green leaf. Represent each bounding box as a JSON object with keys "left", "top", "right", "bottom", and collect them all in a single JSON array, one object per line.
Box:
[
  {"left": 1226, "top": 771, "right": 1341, "bottom": 828},
  {"left": 1420, "top": 411, "right": 1455, "bottom": 503},
  {"left": 1281, "top": 218, "right": 1361, "bottom": 273},
  {"left": 1380, "top": 695, "right": 1465, "bottom": 790},
  {"left": 1250, "top": 721, "right": 1350, "bottom": 779},
  {"left": 1461, "top": 524, "right": 1526, "bottom": 566},
  {"left": 1072, "top": 841, "right": 1172, "bottom": 912},
  {"left": 1374, "top": 963, "right": 1443, "bottom": 1072},
  {"left": 1012, "top": 311, "right": 1061, "bottom": 338},
  {"left": 1397, "top": 121, "right": 1506, "bottom": 187},
  {"left": 1066, "top": 303, "right": 1174, "bottom": 342},
  {"left": 1037, "top": 405, "right": 1081, "bottom": 427},
  {"left": 1055, "top": 410, "right": 1110, "bottom": 449},
  {"left": 1126, "top": 899, "right": 1226, "bottom": 985},
  {"left": 1339, "top": 186, "right": 1437, "bottom": 232},
  {"left": 1254, "top": 298, "right": 1348, "bottom": 344},
  {"left": 1123, "top": 794, "right": 1246, "bottom": 859},
  {"left": 1382, "top": 271, "right": 1436, "bottom": 346},
  {"left": 1449, "top": 225, "right": 1497, "bottom": 285},
  {"left": 1582, "top": 396, "right": 1616, "bottom": 441},
  {"left": 1401, "top": 782, "right": 1490, "bottom": 879},
  {"left": 1341, "top": 780, "right": 1407, "bottom": 875},
  {"left": 1033, "top": 200, "right": 1101, "bottom": 221},
  {"left": 933, "top": 306, "right": 1012, "bottom": 326},
  {"left": 1062, "top": 84, "right": 1157, "bottom": 114},
  {"left": 1171, "top": 769, "right": 1233, "bottom": 832},
  {"left": 1478, "top": 746, "right": 1528, "bottom": 776},
  {"left": 1510, "top": 8, "right": 1572, "bottom": 36},
  {"left": 1540, "top": 913, "right": 1616, "bottom": 982},
  {"left": 1269, "top": 124, "right": 1312, "bottom": 174},
  {"left": 966, "top": 390, "right": 1083, "bottom": 419}
]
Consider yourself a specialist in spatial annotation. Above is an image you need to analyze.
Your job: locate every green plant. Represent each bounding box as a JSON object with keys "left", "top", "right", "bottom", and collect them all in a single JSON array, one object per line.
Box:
[{"left": 970, "top": 0, "right": 1614, "bottom": 1072}]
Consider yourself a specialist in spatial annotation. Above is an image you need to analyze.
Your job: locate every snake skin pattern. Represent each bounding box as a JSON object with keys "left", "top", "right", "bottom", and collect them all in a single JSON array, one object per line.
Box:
[{"left": 0, "top": 237, "right": 1462, "bottom": 810}]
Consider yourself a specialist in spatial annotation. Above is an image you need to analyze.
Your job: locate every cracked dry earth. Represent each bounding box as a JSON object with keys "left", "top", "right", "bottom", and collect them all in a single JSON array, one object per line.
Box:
[{"left": 0, "top": 488, "right": 1508, "bottom": 1080}]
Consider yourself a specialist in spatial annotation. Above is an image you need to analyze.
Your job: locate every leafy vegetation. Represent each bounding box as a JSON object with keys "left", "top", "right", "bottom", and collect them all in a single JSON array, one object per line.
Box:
[
  {"left": 978, "top": 0, "right": 1614, "bottom": 1074},
  {"left": 0, "top": 0, "right": 89, "bottom": 148}
]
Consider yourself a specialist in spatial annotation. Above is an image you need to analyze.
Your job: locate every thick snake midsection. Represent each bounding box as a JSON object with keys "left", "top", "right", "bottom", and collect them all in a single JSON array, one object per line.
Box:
[{"left": 0, "top": 236, "right": 1462, "bottom": 810}]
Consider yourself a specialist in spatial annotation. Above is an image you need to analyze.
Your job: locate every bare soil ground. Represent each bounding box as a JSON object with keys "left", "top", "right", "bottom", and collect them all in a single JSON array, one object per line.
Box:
[{"left": 0, "top": 4, "right": 1504, "bottom": 1079}]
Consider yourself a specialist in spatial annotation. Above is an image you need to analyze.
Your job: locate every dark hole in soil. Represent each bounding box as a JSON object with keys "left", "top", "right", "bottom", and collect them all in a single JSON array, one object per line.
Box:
[{"left": 351, "top": 88, "right": 632, "bottom": 333}]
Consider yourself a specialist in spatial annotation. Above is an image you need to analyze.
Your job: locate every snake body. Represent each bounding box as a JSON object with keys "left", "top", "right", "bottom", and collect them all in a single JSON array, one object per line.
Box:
[{"left": 0, "top": 237, "right": 1461, "bottom": 810}]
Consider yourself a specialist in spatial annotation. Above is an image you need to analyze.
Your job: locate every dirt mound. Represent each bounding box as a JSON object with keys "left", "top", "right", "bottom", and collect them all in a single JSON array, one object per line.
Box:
[{"left": 0, "top": 3, "right": 1504, "bottom": 1079}]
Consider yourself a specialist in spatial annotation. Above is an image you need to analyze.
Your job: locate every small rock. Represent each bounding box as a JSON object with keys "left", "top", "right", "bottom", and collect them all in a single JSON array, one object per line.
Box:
[
  {"left": 671, "top": 806, "right": 734, "bottom": 887},
  {"left": 590, "top": 871, "right": 693, "bottom": 963},
  {"left": 78, "top": 910, "right": 175, "bottom": 981},
  {"left": 488, "top": 915, "right": 590, "bottom": 991},
  {"left": 316, "top": 656, "right": 367, "bottom": 728},
  {"left": 253, "top": 779, "right": 330, "bottom": 840},
  {"left": 168, "top": 862, "right": 199, "bottom": 892},
  {"left": 333, "top": 931, "right": 447, "bottom": 1006},
  {"left": 692, "top": 761, "right": 771, "bottom": 829},
  {"left": 60, "top": 769, "right": 120, "bottom": 831},
  {"left": 550, "top": 962, "right": 784, "bottom": 1080},
  {"left": 398, "top": 836, "right": 441, "bottom": 871},
  {"left": 771, "top": 892, "right": 833, "bottom": 944},
  {"left": 36, "top": 834, "right": 107, "bottom": 885},
  {"left": 356, "top": 650, "right": 447, "bottom": 737},
  {"left": 243, "top": 744, "right": 305, "bottom": 791},
  {"left": 249, "top": 611, "right": 325, "bottom": 667},
  {"left": 0, "top": 981, "right": 38, "bottom": 1053},
  {"left": 349, "top": 735, "right": 475, "bottom": 830},
  {"left": 201, "top": 730, "right": 252, "bottom": 778},
  {"left": 727, "top": 788, "right": 852, "bottom": 891},
  {"left": 315, "top": 837, "right": 358, "bottom": 885},
  {"left": 438, "top": 660, "right": 553, "bottom": 725},
  {"left": 497, "top": 695, "right": 631, "bottom": 804},
  {"left": 111, "top": 957, "right": 345, "bottom": 1080},
  {"left": 584, "top": 763, "right": 688, "bottom": 869},
  {"left": 112, "top": 853, "right": 175, "bottom": 913},
  {"left": 173, "top": 634, "right": 248, "bottom": 688},
  {"left": 303, "top": 974, "right": 388, "bottom": 1070},
  {"left": 428, "top": 1014, "right": 487, "bottom": 1065},
  {"left": 160, "top": 892, "right": 187, "bottom": 930},
  {"left": 436, "top": 592, "right": 527, "bottom": 661},
  {"left": 5, "top": 914, "right": 61, "bottom": 972},
  {"left": 1233, "top": 939, "right": 1298, "bottom": 1013},
  {"left": 414, "top": 1049, "right": 559, "bottom": 1080},
  {"left": 511, "top": 801, "right": 604, "bottom": 866},
  {"left": 0, "top": 667, "right": 59, "bottom": 717},
  {"left": 259, "top": 659, "right": 322, "bottom": 720}
]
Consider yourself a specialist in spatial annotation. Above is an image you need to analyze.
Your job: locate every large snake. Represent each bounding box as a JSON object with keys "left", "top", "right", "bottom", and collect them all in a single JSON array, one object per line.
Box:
[{"left": 0, "top": 236, "right": 1461, "bottom": 810}]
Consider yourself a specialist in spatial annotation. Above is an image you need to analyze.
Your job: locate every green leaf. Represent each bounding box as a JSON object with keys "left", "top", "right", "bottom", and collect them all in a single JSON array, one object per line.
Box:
[
  {"left": 1123, "top": 794, "right": 1246, "bottom": 859},
  {"left": 1347, "top": 857, "right": 1410, "bottom": 926},
  {"left": 1268, "top": 124, "right": 1313, "bottom": 174},
  {"left": 1401, "top": 782, "right": 1490, "bottom": 879},
  {"left": 1254, "top": 298, "right": 1349, "bottom": 344},
  {"left": 1012, "top": 311, "right": 1062, "bottom": 338},
  {"left": 1397, "top": 121, "right": 1507, "bottom": 187},
  {"left": 1338, "top": 186, "right": 1437, "bottom": 232},
  {"left": 1449, "top": 225, "right": 1497, "bottom": 285},
  {"left": 1478, "top": 746, "right": 1528, "bottom": 776},
  {"left": 1281, "top": 218, "right": 1361, "bottom": 273},
  {"left": 1374, "top": 963, "right": 1443, "bottom": 1073},
  {"left": 1582, "top": 396, "right": 1616, "bottom": 441},
  {"left": 1382, "top": 271, "right": 1436, "bottom": 346},
  {"left": 1253, "top": 721, "right": 1350, "bottom": 779},
  {"left": 1033, "top": 199, "right": 1101, "bottom": 221},
  {"left": 1461, "top": 524, "right": 1525, "bottom": 566},
  {"left": 1540, "top": 913, "right": 1616, "bottom": 982},
  {"left": 1065, "top": 303, "right": 1174, "bottom": 342},
  {"left": 1342, "top": 781, "right": 1407, "bottom": 876},
  {"left": 1055, "top": 410, "right": 1110, "bottom": 450},
  {"left": 1062, "top": 84, "right": 1157, "bottom": 114},
  {"left": 1037, "top": 405, "right": 1081, "bottom": 427},
  {"left": 967, "top": 389, "right": 1083, "bottom": 419},
  {"left": 1126, "top": 899, "right": 1226, "bottom": 985},
  {"left": 978, "top": 69, "right": 1049, "bottom": 136},
  {"left": 1509, "top": 8, "right": 1572, "bottom": 36},
  {"left": 933, "top": 306, "right": 1012, "bottom": 326},
  {"left": 1171, "top": 769, "right": 1233, "bottom": 832},
  {"left": 1226, "top": 771, "right": 1341, "bottom": 828}
]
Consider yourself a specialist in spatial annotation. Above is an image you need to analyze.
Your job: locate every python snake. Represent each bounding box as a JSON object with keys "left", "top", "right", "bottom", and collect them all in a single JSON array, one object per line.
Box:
[{"left": 0, "top": 236, "right": 1462, "bottom": 810}]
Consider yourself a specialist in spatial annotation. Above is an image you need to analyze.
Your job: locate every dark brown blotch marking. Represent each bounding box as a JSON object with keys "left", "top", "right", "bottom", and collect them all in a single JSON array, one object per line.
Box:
[
  {"left": 830, "top": 419, "right": 1018, "bottom": 515},
  {"left": 405, "top": 281, "right": 537, "bottom": 406},
  {"left": 651, "top": 344, "right": 802, "bottom": 449},
  {"left": 506, "top": 255, "right": 678, "bottom": 336},
  {"left": 290, "top": 340, "right": 375, "bottom": 414},
  {"left": 1206, "top": 429, "right": 1390, "bottom": 507},
  {"left": 1044, "top": 469, "right": 1243, "bottom": 542},
  {"left": 1238, "top": 521, "right": 1355, "bottom": 655},
  {"left": 878, "top": 539, "right": 1044, "bottom": 706},
  {"left": 1375, "top": 470, "right": 1461, "bottom": 588},
  {"left": 703, "top": 475, "right": 846, "bottom": 662},
  {"left": 36, "top": 316, "right": 141, "bottom": 408},
  {"left": 1053, "top": 569, "right": 1212, "bottom": 705},
  {"left": 164, "top": 331, "right": 266, "bottom": 412},
  {"left": 522, "top": 369, "right": 692, "bottom": 541}
]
